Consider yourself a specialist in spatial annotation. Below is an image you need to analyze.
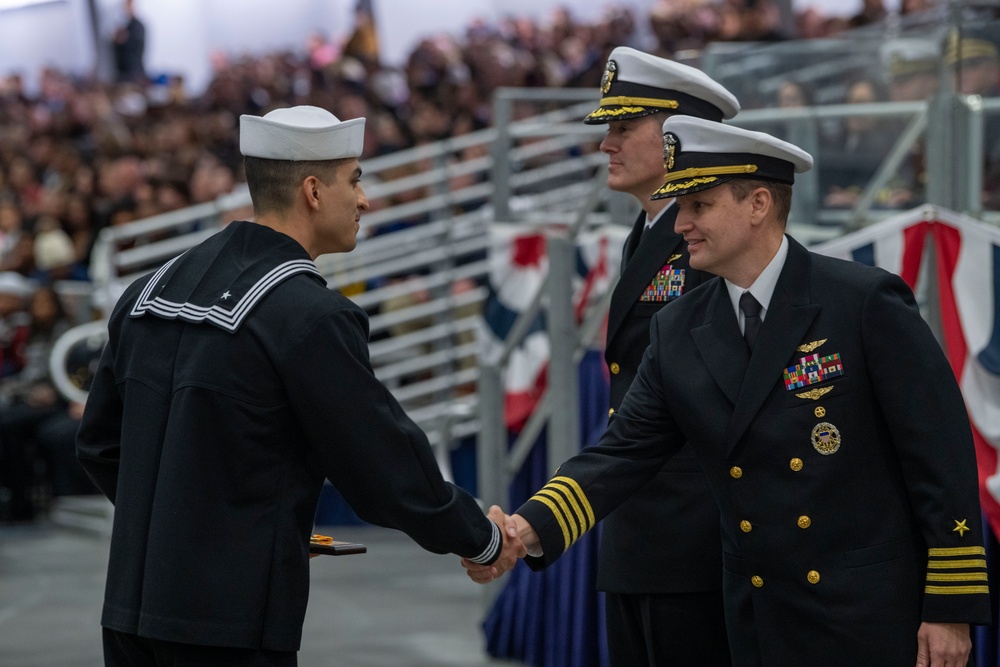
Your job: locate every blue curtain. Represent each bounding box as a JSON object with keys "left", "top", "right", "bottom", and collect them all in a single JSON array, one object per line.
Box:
[{"left": 483, "top": 348, "right": 611, "bottom": 667}]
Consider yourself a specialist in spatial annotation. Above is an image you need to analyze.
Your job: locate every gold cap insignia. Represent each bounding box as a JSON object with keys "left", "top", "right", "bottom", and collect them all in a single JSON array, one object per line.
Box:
[
  {"left": 797, "top": 339, "right": 828, "bottom": 353},
  {"left": 600, "top": 59, "right": 617, "bottom": 95},
  {"left": 811, "top": 421, "right": 841, "bottom": 455},
  {"left": 663, "top": 131, "right": 678, "bottom": 171}
]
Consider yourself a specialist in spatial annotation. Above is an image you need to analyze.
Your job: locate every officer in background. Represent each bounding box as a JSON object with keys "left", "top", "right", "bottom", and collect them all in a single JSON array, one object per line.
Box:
[
  {"left": 881, "top": 37, "right": 941, "bottom": 102},
  {"left": 469, "top": 116, "right": 991, "bottom": 666},
  {"left": 583, "top": 47, "right": 739, "bottom": 666}
]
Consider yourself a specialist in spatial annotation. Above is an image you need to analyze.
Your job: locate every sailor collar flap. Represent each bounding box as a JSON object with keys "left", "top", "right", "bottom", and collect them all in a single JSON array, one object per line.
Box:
[{"left": 129, "top": 222, "right": 324, "bottom": 333}]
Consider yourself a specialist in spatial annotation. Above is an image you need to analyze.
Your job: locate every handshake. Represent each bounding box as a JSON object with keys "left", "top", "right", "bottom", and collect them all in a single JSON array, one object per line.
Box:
[{"left": 461, "top": 505, "right": 540, "bottom": 584}]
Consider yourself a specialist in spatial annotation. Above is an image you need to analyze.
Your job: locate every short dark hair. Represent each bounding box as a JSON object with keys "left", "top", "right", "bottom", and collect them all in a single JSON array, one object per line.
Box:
[
  {"left": 243, "top": 157, "right": 347, "bottom": 214},
  {"left": 728, "top": 179, "right": 793, "bottom": 224}
]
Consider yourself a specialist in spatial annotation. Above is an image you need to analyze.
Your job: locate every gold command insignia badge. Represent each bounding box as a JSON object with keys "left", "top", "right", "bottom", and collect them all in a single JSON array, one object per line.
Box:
[
  {"left": 600, "top": 60, "right": 617, "bottom": 94},
  {"left": 811, "top": 421, "right": 841, "bottom": 455},
  {"left": 668, "top": 253, "right": 683, "bottom": 263},
  {"left": 663, "top": 132, "right": 678, "bottom": 171}
]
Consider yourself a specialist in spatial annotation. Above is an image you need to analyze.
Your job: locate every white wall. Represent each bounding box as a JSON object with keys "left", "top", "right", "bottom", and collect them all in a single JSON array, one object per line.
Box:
[{"left": 0, "top": 0, "right": 93, "bottom": 88}]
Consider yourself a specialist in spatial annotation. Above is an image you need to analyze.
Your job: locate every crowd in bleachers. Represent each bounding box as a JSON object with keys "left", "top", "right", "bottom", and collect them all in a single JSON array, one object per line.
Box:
[{"left": 0, "top": 0, "right": 990, "bottom": 522}]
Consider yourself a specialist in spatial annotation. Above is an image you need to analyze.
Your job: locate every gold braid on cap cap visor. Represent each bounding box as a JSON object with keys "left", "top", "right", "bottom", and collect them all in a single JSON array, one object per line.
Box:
[
  {"left": 946, "top": 38, "right": 999, "bottom": 64},
  {"left": 654, "top": 164, "right": 759, "bottom": 196},
  {"left": 587, "top": 96, "right": 681, "bottom": 119}
]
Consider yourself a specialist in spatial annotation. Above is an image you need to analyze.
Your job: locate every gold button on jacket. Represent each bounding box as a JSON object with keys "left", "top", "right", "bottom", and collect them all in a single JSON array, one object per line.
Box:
[
  {"left": 730, "top": 466, "right": 743, "bottom": 479},
  {"left": 610, "top": 362, "right": 620, "bottom": 375},
  {"left": 807, "top": 570, "right": 821, "bottom": 584},
  {"left": 740, "top": 520, "right": 752, "bottom": 533},
  {"left": 797, "top": 515, "right": 811, "bottom": 529},
  {"left": 790, "top": 458, "right": 803, "bottom": 471},
  {"left": 751, "top": 575, "right": 764, "bottom": 588}
]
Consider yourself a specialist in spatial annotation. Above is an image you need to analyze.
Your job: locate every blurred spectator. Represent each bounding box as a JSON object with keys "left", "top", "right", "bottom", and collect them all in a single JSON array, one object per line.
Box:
[
  {"left": 882, "top": 37, "right": 941, "bottom": 102},
  {"left": 946, "top": 26, "right": 1000, "bottom": 96},
  {"left": 0, "top": 284, "right": 93, "bottom": 520},
  {"left": 0, "top": 196, "right": 35, "bottom": 275},
  {"left": 307, "top": 32, "right": 339, "bottom": 72},
  {"left": 879, "top": 37, "right": 941, "bottom": 208},
  {"left": 772, "top": 78, "right": 814, "bottom": 142},
  {"left": 822, "top": 76, "right": 897, "bottom": 208},
  {"left": 776, "top": 78, "right": 814, "bottom": 108},
  {"left": 0, "top": 271, "right": 34, "bottom": 520},
  {"left": 946, "top": 26, "right": 1000, "bottom": 208},
  {"left": 19, "top": 285, "right": 93, "bottom": 498},
  {"left": 848, "top": 0, "right": 888, "bottom": 29},
  {"left": 343, "top": 0, "right": 381, "bottom": 70},
  {"left": 0, "top": 271, "right": 32, "bottom": 380},
  {"left": 112, "top": 0, "right": 147, "bottom": 84},
  {"left": 32, "top": 214, "right": 77, "bottom": 282}
]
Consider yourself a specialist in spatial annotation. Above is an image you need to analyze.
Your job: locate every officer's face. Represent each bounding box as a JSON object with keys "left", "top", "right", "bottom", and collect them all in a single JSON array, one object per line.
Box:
[
  {"left": 599, "top": 114, "right": 667, "bottom": 201},
  {"left": 318, "top": 158, "right": 369, "bottom": 254},
  {"left": 673, "top": 183, "right": 757, "bottom": 283}
]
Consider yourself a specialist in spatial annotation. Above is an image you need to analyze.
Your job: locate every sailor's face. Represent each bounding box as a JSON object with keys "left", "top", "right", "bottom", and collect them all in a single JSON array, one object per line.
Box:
[{"left": 320, "top": 158, "right": 368, "bottom": 253}]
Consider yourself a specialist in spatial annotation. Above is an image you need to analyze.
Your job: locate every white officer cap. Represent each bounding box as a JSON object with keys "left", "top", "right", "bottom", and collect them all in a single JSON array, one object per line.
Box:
[
  {"left": 584, "top": 46, "right": 740, "bottom": 124},
  {"left": 880, "top": 38, "right": 940, "bottom": 81},
  {"left": 652, "top": 115, "right": 813, "bottom": 199},
  {"left": 240, "top": 105, "right": 365, "bottom": 161}
]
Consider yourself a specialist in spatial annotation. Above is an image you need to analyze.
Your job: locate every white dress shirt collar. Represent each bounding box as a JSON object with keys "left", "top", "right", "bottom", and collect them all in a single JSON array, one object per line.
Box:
[{"left": 725, "top": 234, "right": 789, "bottom": 330}]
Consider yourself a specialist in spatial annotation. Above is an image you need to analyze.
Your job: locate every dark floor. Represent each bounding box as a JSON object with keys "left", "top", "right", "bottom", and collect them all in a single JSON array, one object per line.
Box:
[{"left": 0, "top": 496, "right": 524, "bottom": 667}]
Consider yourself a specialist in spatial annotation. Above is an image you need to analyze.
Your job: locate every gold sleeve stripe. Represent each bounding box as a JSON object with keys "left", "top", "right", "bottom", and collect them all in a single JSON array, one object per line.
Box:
[
  {"left": 926, "top": 559, "right": 987, "bottom": 569},
  {"left": 926, "top": 572, "right": 989, "bottom": 582},
  {"left": 527, "top": 476, "right": 597, "bottom": 551},
  {"left": 530, "top": 494, "right": 572, "bottom": 550},
  {"left": 550, "top": 476, "right": 596, "bottom": 527},
  {"left": 536, "top": 488, "right": 582, "bottom": 544},
  {"left": 542, "top": 483, "right": 587, "bottom": 530},
  {"left": 928, "top": 546, "right": 986, "bottom": 557},
  {"left": 924, "top": 585, "right": 990, "bottom": 595}
]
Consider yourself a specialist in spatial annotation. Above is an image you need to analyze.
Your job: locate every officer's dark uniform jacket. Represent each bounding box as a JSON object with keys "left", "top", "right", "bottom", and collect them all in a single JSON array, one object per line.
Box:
[
  {"left": 519, "top": 237, "right": 990, "bottom": 666},
  {"left": 599, "top": 204, "right": 719, "bottom": 594},
  {"left": 77, "top": 221, "right": 502, "bottom": 651}
]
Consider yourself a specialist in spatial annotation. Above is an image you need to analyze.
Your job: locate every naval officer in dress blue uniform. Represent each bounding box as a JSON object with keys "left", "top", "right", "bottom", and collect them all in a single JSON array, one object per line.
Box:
[
  {"left": 468, "top": 116, "right": 990, "bottom": 667},
  {"left": 585, "top": 46, "right": 739, "bottom": 667}
]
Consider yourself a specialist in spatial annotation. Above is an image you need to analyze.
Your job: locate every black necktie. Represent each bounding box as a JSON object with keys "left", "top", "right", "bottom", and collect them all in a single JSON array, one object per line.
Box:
[{"left": 740, "top": 291, "right": 762, "bottom": 351}]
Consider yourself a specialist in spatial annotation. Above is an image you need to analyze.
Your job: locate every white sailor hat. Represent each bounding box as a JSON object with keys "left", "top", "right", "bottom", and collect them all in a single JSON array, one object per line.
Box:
[
  {"left": 584, "top": 46, "right": 740, "bottom": 124},
  {"left": 880, "top": 38, "right": 940, "bottom": 80},
  {"left": 240, "top": 105, "right": 365, "bottom": 161},
  {"left": 652, "top": 116, "right": 813, "bottom": 199}
]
